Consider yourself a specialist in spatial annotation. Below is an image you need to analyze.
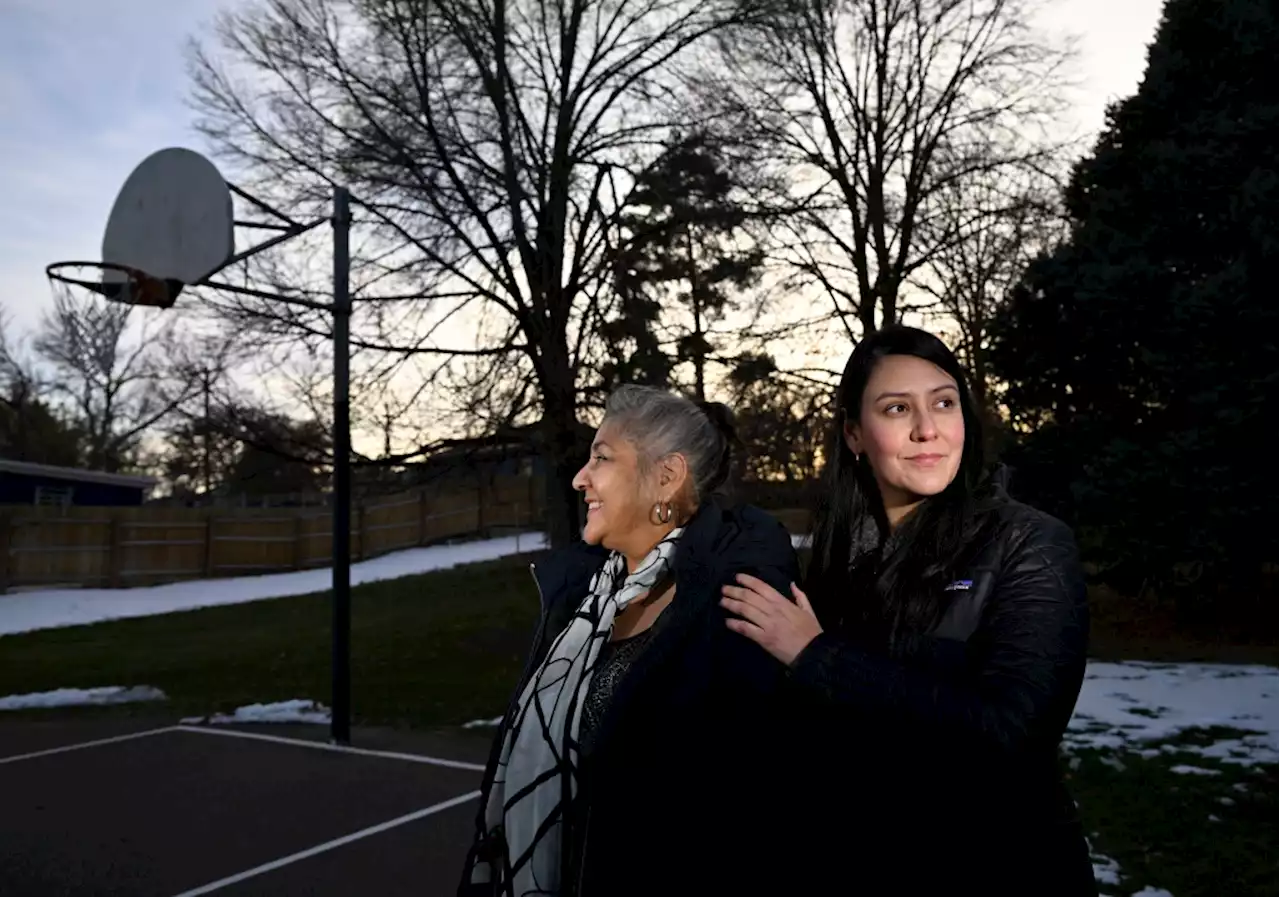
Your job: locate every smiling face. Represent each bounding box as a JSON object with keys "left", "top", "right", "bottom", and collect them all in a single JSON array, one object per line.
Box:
[
  {"left": 844, "top": 354, "right": 965, "bottom": 524},
  {"left": 571, "top": 420, "right": 687, "bottom": 568}
]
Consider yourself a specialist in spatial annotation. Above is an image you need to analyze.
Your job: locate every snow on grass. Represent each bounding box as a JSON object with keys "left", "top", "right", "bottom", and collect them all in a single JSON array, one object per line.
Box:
[
  {"left": 0, "top": 690, "right": 330, "bottom": 724},
  {"left": 1092, "top": 848, "right": 1122, "bottom": 889},
  {"left": 0, "top": 532, "right": 549, "bottom": 637},
  {"left": 1068, "top": 662, "right": 1276, "bottom": 896},
  {"left": 1066, "top": 661, "right": 1278, "bottom": 766},
  {"left": 1091, "top": 839, "right": 1178, "bottom": 897},
  {"left": 0, "top": 685, "right": 167, "bottom": 710},
  {"left": 462, "top": 716, "right": 504, "bottom": 729},
  {"left": 0, "top": 531, "right": 812, "bottom": 640},
  {"left": 1169, "top": 764, "right": 1221, "bottom": 776},
  {"left": 181, "top": 699, "right": 331, "bottom": 726}
]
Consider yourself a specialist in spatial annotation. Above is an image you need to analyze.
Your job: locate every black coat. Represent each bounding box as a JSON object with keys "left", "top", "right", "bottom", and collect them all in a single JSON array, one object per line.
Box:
[
  {"left": 460, "top": 500, "right": 801, "bottom": 897},
  {"left": 788, "top": 493, "right": 1098, "bottom": 896}
]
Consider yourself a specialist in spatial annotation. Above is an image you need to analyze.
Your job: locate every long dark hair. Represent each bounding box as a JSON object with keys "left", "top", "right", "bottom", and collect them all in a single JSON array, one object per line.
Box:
[{"left": 806, "top": 326, "right": 992, "bottom": 643}]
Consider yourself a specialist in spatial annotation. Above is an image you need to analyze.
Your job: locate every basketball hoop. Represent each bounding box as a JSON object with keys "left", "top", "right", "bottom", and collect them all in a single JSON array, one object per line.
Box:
[
  {"left": 41, "top": 144, "right": 358, "bottom": 744},
  {"left": 44, "top": 147, "right": 235, "bottom": 312},
  {"left": 45, "top": 261, "right": 181, "bottom": 309}
]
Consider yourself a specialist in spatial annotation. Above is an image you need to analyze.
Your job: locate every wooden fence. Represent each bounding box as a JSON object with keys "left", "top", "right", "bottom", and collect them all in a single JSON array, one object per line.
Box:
[{"left": 0, "top": 476, "right": 542, "bottom": 592}]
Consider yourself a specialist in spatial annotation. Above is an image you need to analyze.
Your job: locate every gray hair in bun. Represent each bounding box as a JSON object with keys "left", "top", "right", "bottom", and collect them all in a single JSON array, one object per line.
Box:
[{"left": 603, "top": 385, "right": 738, "bottom": 501}]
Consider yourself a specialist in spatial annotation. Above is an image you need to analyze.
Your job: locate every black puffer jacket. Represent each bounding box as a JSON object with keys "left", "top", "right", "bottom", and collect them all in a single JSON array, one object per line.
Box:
[
  {"left": 460, "top": 500, "right": 800, "bottom": 897},
  {"left": 788, "top": 492, "right": 1097, "bottom": 896}
]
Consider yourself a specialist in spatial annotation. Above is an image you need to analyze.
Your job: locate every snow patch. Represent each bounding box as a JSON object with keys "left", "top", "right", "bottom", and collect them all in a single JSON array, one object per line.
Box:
[
  {"left": 1066, "top": 662, "right": 1278, "bottom": 765},
  {"left": 0, "top": 533, "right": 550, "bottom": 637},
  {"left": 462, "top": 715, "right": 504, "bottom": 729},
  {"left": 1092, "top": 850, "right": 1122, "bottom": 888},
  {"left": 181, "top": 699, "right": 331, "bottom": 726},
  {"left": 0, "top": 529, "right": 818, "bottom": 640},
  {"left": 0, "top": 685, "right": 168, "bottom": 710}
]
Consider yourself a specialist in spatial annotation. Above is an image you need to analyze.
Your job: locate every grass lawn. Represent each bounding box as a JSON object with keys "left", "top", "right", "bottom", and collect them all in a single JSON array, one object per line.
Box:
[
  {"left": 1, "top": 552, "right": 1276, "bottom": 896},
  {"left": 0, "top": 553, "right": 543, "bottom": 729},
  {"left": 1068, "top": 739, "right": 1277, "bottom": 897}
]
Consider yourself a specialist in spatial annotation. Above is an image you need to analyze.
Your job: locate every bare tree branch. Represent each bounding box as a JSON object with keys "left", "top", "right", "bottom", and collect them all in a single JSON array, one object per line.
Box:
[
  {"left": 188, "top": 0, "right": 752, "bottom": 544},
  {"left": 912, "top": 168, "right": 1068, "bottom": 406},
  {"left": 706, "top": 0, "right": 1076, "bottom": 334},
  {"left": 31, "top": 292, "right": 209, "bottom": 472}
]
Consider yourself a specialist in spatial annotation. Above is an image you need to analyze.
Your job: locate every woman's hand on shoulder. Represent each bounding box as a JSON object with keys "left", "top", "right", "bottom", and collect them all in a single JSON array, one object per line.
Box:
[{"left": 720, "top": 574, "right": 823, "bottom": 667}]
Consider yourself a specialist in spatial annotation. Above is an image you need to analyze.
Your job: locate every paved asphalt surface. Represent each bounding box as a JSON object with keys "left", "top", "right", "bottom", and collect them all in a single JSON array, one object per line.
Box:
[{"left": 0, "top": 717, "right": 491, "bottom": 897}]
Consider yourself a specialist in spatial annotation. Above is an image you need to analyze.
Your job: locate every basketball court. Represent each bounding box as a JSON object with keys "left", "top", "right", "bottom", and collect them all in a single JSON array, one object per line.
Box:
[
  {"left": 27, "top": 124, "right": 486, "bottom": 897},
  {"left": 0, "top": 716, "right": 488, "bottom": 896}
]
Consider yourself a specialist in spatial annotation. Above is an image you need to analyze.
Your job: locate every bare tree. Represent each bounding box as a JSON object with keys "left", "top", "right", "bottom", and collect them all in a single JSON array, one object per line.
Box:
[
  {"left": 188, "top": 0, "right": 753, "bottom": 545},
  {"left": 914, "top": 171, "right": 1065, "bottom": 409},
  {"left": 0, "top": 313, "right": 83, "bottom": 466},
  {"left": 710, "top": 0, "right": 1074, "bottom": 336},
  {"left": 32, "top": 292, "right": 204, "bottom": 473},
  {"left": 0, "top": 313, "right": 40, "bottom": 416}
]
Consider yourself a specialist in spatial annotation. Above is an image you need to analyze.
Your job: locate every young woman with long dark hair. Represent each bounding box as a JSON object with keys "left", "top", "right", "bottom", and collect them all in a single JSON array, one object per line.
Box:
[{"left": 721, "top": 325, "right": 1097, "bottom": 895}]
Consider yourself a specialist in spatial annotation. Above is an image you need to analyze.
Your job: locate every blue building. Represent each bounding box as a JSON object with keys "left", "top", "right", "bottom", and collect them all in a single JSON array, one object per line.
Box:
[{"left": 0, "top": 458, "right": 157, "bottom": 507}]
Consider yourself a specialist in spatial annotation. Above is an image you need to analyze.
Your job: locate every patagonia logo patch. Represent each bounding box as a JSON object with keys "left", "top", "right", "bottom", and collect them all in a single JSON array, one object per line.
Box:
[{"left": 944, "top": 580, "right": 973, "bottom": 592}]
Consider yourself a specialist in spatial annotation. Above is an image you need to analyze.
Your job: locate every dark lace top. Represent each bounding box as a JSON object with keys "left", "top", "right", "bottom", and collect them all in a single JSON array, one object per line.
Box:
[
  {"left": 578, "top": 613, "right": 664, "bottom": 757},
  {"left": 564, "top": 605, "right": 671, "bottom": 892}
]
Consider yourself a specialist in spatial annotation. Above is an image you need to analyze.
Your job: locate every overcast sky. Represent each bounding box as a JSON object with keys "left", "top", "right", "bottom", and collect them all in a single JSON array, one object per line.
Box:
[{"left": 0, "top": 0, "right": 1166, "bottom": 339}]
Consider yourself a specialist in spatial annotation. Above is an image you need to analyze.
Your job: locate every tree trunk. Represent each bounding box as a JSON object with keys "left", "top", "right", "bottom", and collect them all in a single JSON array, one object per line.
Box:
[
  {"left": 971, "top": 348, "right": 989, "bottom": 412},
  {"left": 203, "top": 372, "right": 213, "bottom": 495},
  {"left": 540, "top": 361, "right": 585, "bottom": 549},
  {"left": 687, "top": 231, "right": 706, "bottom": 401},
  {"left": 693, "top": 301, "right": 705, "bottom": 402},
  {"left": 858, "top": 300, "right": 878, "bottom": 336},
  {"left": 879, "top": 279, "right": 897, "bottom": 330},
  {"left": 962, "top": 316, "right": 988, "bottom": 413},
  {"left": 857, "top": 272, "right": 895, "bottom": 335}
]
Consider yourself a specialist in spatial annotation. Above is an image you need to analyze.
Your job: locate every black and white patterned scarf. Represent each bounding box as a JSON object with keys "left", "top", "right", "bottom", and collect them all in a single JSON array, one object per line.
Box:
[{"left": 473, "top": 528, "right": 684, "bottom": 896}]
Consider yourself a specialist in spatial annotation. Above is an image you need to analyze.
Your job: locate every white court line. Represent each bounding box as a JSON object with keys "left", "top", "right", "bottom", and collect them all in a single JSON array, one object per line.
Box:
[
  {"left": 0, "top": 726, "right": 179, "bottom": 766},
  {"left": 167, "top": 789, "right": 482, "bottom": 897},
  {"left": 176, "top": 724, "right": 487, "bottom": 771}
]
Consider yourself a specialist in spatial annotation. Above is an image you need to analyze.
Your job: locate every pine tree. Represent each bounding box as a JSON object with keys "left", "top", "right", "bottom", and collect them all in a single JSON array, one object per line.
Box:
[
  {"left": 0, "top": 390, "right": 82, "bottom": 468},
  {"left": 609, "top": 133, "right": 765, "bottom": 400},
  {"left": 988, "top": 0, "right": 1278, "bottom": 592}
]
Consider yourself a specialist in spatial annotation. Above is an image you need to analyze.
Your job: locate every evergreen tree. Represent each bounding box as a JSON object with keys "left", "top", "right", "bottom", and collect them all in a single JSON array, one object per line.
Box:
[
  {"left": 0, "top": 319, "right": 82, "bottom": 467},
  {"left": 609, "top": 132, "right": 765, "bottom": 399},
  {"left": 989, "top": 0, "right": 1277, "bottom": 592},
  {"left": 725, "top": 354, "right": 829, "bottom": 483},
  {"left": 0, "top": 388, "right": 82, "bottom": 468},
  {"left": 161, "top": 407, "right": 249, "bottom": 499}
]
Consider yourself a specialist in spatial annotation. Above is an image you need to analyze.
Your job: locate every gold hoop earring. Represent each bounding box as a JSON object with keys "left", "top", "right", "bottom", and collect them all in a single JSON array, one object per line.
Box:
[{"left": 650, "top": 500, "right": 673, "bottom": 526}]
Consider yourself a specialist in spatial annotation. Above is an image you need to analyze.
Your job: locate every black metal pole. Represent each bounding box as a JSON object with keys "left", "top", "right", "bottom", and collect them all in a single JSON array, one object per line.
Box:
[
  {"left": 330, "top": 186, "right": 353, "bottom": 745},
  {"left": 202, "top": 369, "right": 212, "bottom": 496}
]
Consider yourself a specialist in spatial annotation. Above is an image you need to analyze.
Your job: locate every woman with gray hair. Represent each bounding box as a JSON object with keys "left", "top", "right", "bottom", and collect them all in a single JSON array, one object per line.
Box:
[{"left": 460, "top": 385, "right": 800, "bottom": 897}]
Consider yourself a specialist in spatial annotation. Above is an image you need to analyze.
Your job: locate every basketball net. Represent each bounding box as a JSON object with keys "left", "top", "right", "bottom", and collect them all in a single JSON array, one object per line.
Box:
[{"left": 45, "top": 261, "right": 177, "bottom": 309}]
